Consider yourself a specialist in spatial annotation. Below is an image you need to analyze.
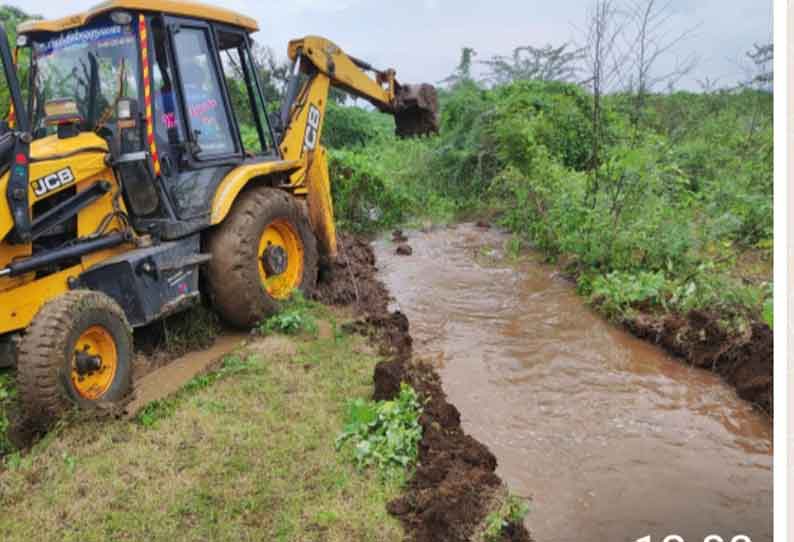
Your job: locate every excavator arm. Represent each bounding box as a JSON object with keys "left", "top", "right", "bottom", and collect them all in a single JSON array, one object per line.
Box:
[
  {"left": 278, "top": 35, "right": 438, "bottom": 154},
  {"left": 276, "top": 36, "right": 439, "bottom": 259}
]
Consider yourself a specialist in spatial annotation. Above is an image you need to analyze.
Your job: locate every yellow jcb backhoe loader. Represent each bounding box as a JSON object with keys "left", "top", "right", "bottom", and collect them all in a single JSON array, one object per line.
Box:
[{"left": 0, "top": 0, "right": 438, "bottom": 424}]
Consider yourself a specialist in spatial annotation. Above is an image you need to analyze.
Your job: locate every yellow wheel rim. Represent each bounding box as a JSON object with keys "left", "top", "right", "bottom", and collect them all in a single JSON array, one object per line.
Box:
[
  {"left": 258, "top": 219, "right": 304, "bottom": 300},
  {"left": 71, "top": 325, "right": 118, "bottom": 400}
]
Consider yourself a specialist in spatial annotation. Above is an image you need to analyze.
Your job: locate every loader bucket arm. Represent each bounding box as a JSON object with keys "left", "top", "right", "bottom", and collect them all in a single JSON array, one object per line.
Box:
[{"left": 281, "top": 36, "right": 439, "bottom": 141}]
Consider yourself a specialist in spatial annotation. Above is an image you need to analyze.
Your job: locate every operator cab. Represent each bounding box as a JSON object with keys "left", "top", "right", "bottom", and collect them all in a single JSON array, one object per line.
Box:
[{"left": 17, "top": 2, "right": 279, "bottom": 240}]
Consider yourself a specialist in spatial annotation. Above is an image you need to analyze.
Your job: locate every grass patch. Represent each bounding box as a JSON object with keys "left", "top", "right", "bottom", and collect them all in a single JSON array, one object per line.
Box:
[
  {"left": 160, "top": 305, "right": 222, "bottom": 353},
  {"left": 0, "top": 370, "right": 16, "bottom": 455},
  {"left": 259, "top": 292, "right": 323, "bottom": 337},
  {"left": 133, "top": 304, "right": 222, "bottom": 362},
  {"left": 0, "top": 319, "right": 403, "bottom": 541},
  {"left": 136, "top": 354, "right": 251, "bottom": 428}
]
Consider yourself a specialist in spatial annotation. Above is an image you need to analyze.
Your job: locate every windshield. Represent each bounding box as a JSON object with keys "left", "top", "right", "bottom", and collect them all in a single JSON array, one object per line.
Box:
[{"left": 29, "top": 18, "right": 140, "bottom": 138}]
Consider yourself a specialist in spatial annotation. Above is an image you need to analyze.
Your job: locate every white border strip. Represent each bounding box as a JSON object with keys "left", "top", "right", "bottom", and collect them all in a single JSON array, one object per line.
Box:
[{"left": 774, "top": 0, "right": 788, "bottom": 540}]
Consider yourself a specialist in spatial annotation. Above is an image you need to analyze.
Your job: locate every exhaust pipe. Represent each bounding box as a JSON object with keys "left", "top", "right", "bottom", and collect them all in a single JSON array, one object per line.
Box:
[{"left": 393, "top": 83, "right": 440, "bottom": 138}]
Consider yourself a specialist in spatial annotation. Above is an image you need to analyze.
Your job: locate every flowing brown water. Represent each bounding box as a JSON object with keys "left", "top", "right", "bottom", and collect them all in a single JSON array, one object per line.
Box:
[{"left": 374, "top": 223, "right": 772, "bottom": 542}]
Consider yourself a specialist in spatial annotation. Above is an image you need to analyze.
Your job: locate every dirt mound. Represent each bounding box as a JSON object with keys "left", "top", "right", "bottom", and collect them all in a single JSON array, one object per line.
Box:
[
  {"left": 313, "top": 233, "right": 390, "bottom": 314},
  {"left": 320, "top": 234, "right": 531, "bottom": 542},
  {"left": 626, "top": 310, "right": 772, "bottom": 416}
]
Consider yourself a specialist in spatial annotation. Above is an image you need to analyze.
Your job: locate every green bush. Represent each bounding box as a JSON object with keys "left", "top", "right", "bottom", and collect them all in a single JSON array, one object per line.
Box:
[
  {"left": 328, "top": 148, "right": 411, "bottom": 232},
  {"left": 323, "top": 102, "right": 392, "bottom": 149}
]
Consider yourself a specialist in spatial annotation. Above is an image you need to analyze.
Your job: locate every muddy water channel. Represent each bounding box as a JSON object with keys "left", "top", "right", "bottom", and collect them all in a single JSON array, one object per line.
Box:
[{"left": 374, "top": 223, "right": 772, "bottom": 542}]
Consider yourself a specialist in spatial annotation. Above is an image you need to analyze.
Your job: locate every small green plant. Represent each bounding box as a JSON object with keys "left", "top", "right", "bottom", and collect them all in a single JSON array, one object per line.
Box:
[
  {"left": 336, "top": 383, "right": 423, "bottom": 477},
  {"left": 259, "top": 291, "right": 319, "bottom": 336},
  {"left": 483, "top": 494, "right": 531, "bottom": 542}
]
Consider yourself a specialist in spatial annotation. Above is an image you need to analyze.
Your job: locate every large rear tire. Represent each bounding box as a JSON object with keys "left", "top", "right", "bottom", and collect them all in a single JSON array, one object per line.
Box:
[
  {"left": 17, "top": 290, "right": 133, "bottom": 426},
  {"left": 206, "top": 187, "right": 319, "bottom": 328}
]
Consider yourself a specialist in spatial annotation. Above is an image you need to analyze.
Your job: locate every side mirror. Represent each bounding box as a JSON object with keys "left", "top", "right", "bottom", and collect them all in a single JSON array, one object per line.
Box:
[{"left": 269, "top": 112, "right": 284, "bottom": 143}]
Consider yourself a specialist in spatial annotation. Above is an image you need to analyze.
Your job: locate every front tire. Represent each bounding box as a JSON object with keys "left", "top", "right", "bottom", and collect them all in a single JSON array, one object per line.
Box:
[
  {"left": 17, "top": 290, "right": 133, "bottom": 426},
  {"left": 206, "top": 187, "right": 319, "bottom": 328}
]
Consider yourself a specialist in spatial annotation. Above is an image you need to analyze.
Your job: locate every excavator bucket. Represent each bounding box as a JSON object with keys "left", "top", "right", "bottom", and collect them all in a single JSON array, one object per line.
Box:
[{"left": 394, "top": 84, "right": 440, "bottom": 138}]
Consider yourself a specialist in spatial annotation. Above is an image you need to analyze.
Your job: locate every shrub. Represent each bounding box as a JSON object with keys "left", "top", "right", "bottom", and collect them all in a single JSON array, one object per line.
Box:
[
  {"left": 587, "top": 271, "right": 668, "bottom": 320},
  {"left": 336, "top": 383, "right": 423, "bottom": 477},
  {"left": 323, "top": 102, "right": 392, "bottom": 149}
]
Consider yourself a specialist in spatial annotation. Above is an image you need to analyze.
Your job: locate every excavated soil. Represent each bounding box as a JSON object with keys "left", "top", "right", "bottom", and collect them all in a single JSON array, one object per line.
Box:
[
  {"left": 625, "top": 310, "right": 773, "bottom": 416},
  {"left": 315, "top": 233, "right": 532, "bottom": 542}
]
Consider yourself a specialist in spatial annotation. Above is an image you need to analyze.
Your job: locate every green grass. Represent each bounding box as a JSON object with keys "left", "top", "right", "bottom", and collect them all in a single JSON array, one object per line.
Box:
[
  {"left": 158, "top": 304, "right": 222, "bottom": 354},
  {"left": 0, "top": 371, "right": 16, "bottom": 454},
  {"left": 0, "top": 319, "right": 403, "bottom": 541}
]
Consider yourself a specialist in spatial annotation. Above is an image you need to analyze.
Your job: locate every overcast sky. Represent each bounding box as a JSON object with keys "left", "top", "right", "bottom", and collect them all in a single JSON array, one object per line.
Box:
[{"left": 8, "top": 0, "right": 773, "bottom": 91}]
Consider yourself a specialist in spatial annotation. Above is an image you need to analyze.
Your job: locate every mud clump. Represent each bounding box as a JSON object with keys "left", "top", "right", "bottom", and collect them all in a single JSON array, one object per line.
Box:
[
  {"left": 475, "top": 220, "right": 492, "bottom": 229},
  {"left": 626, "top": 310, "right": 772, "bottom": 416},
  {"left": 396, "top": 244, "right": 414, "bottom": 256},
  {"left": 312, "top": 233, "right": 390, "bottom": 314},
  {"left": 318, "top": 233, "right": 531, "bottom": 542}
]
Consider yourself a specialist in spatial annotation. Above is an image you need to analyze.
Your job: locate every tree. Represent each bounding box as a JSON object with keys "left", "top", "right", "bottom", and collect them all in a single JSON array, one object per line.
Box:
[
  {"left": 248, "top": 42, "right": 291, "bottom": 105},
  {"left": 738, "top": 42, "right": 773, "bottom": 151},
  {"left": 481, "top": 43, "right": 585, "bottom": 85},
  {"left": 579, "top": 0, "right": 624, "bottom": 204},
  {"left": 745, "top": 43, "right": 773, "bottom": 91},
  {"left": 439, "top": 47, "right": 477, "bottom": 88},
  {"left": 622, "top": 0, "right": 699, "bottom": 128}
]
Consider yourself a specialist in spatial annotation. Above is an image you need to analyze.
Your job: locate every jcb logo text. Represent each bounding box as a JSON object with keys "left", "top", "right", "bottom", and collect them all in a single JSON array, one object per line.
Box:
[{"left": 32, "top": 167, "right": 76, "bottom": 198}]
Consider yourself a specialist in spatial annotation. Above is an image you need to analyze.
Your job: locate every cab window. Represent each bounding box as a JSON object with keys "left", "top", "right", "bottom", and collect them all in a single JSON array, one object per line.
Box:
[
  {"left": 151, "top": 19, "right": 184, "bottom": 152},
  {"left": 172, "top": 26, "right": 235, "bottom": 158},
  {"left": 217, "top": 29, "right": 272, "bottom": 155},
  {"left": 28, "top": 17, "right": 142, "bottom": 138}
]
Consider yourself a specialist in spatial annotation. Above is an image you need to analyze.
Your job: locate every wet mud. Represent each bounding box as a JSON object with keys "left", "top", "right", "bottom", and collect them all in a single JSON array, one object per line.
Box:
[
  {"left": 318, "top": 232, "right": 531, "bottom": 542},
  {"left": 626, "top": 311, "right": 773, "bottom": 416}
]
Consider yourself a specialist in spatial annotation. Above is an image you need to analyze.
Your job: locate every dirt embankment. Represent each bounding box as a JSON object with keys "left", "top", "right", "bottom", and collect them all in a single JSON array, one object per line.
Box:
[
  {"left": 314, "top": 233, "right": 532, "bottom": 542},
  {"left": 625, "top": 310, "right": 772, "bottom": 416}
]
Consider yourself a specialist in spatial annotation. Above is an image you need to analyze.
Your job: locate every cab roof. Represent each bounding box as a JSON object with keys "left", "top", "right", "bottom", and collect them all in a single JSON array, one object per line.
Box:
[{"left": 18, "top": 0, "right": 259, "bottom": 35}]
